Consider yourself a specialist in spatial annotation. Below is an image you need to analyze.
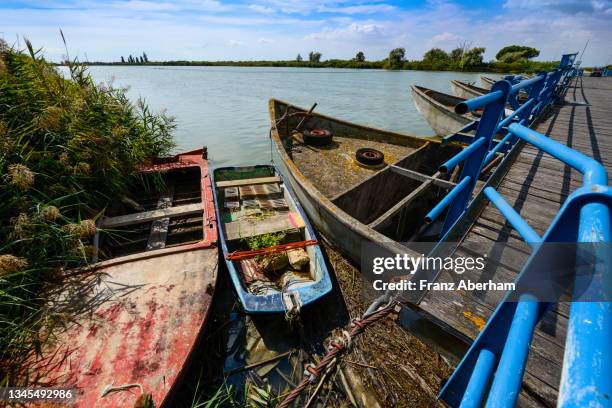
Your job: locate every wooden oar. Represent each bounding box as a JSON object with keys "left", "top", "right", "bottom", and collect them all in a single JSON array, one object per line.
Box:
[{"left": 294, "top": 102, "right": 317, "bottom": 132}]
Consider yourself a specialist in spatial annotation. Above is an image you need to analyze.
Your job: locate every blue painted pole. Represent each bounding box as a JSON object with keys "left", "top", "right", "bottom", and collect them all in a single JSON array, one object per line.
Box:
[
  {"left": 484, "top": 132, "right": 513, "bottom": 166},
  {"left": 440, "top": 138, "right": 486, "bottom": 173},
  {"left": 510, "top": 75, "right": 544, "bottom": 95},
  {"left": 459, "top": 348, "right": 497, "bottom": 408},
  {"left": 559, "top": 201, "right": 611, "bottom": 407},
  {"left": 495, "top": 99, "right": 535, "bottom": 133},
  {"left": 486, "top": 295, "right": 540, "bottom": 408},
  {"left": 424, "top": 176, "right": 472, "bottom": 223},
  {"left": 455, "top": 91, "right": 504, "bottom": 115},
  {"left": 508, "top": 124, "right": 607, "bottom": 186},
  {"left": 483, "top": 187, "right": 542, "bottom": 246},
  {"left": 441, "top": 80, "right": 511, "bottom": 235}
]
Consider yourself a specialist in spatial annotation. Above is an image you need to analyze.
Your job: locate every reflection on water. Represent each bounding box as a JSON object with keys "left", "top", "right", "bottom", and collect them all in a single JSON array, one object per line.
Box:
[{"left": 76, "top": 66, "right": 489, "bottom": 166}]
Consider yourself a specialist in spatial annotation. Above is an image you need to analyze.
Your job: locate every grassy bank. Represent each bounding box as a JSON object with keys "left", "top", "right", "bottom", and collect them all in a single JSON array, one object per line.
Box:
[
  {"left": 0, "top": 39, "right": 175, "bottom": 384},
  {"left": 80, "top": 59, "right": 559, "bottom": 74}
]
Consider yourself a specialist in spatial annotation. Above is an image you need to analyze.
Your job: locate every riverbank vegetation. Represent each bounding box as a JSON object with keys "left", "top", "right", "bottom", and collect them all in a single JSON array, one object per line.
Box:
[
  {"left": 0, "top": 39, "right": 175, "bottom": 384},
  {"left": 94, "top": 44, "right": 558, "bottom": 73}
]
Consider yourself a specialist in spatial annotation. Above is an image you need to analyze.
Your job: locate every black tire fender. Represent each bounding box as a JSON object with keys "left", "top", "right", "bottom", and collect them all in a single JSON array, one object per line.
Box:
[
  {"left": 355, "top": 148, "right": 385, "bottom": 165},
  {"left": 303, "top": 129, "right": 333, "bottom": 146}
]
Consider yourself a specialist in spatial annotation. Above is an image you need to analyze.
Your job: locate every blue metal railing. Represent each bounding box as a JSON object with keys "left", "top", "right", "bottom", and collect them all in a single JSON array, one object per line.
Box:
[
  {"left": 426, "top": 55, "right": 577, "bottom": 234},
  {"left": 420, "top": 54, "right": 611, "bottom": 407}
]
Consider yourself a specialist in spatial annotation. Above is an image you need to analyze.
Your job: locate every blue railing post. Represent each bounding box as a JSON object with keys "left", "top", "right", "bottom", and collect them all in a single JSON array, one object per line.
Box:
[
  {"left": 507, "top": 71, "right": 547, "bottom": 146},
  {"left": 459, "top": 348, "right": 496, "bottom": 408},
  {"left": 545, "top": 68, "right": 564, "bottom": 105},
  {"left": 485, "top": 294, "right": 540, "bottom": 407},
  {"left": 440, "top": 80, "right": 511, "bottom": 235},
  {"left": 558, "top": 162, "right": 611, "bottom": 408}
]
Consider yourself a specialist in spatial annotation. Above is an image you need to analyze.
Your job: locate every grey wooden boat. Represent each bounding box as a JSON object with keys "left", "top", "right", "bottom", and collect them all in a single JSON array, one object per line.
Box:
[
  {"left": 268, "top": 99, "right": 463, "bottom": 267},
  {"left": 410, "top": 85, "right": 479, "bottom": 136},
  {"left": 480, "top": 76, "right": 497, "bottom": 90},
  {"left": 450, "top": 80, "right": 489, "bottom": 99}
]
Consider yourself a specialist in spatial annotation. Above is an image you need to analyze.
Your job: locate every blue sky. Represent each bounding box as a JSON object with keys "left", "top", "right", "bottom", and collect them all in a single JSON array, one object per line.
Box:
[{"left": 1, "top": 0, "right": 610, "bottom": 65}]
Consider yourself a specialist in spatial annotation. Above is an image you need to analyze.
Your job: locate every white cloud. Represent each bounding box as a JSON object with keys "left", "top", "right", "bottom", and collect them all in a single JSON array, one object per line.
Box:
[
  {"left": 248, "top": 4, "right": 275, "bottom": 14},
  {"left": 227, "top": 39, "right": 247, "bottom": 46},
  {"left": 305, "top": 22, "right": 386, "bottom": 41},
  {"left": 317, "top": 4, "right": 395, "bottom": 15},
  {"left": 108, "top": 0, "right": 230, "bottom": 12},
  {"left": 430, "top": 32, "right": 463, "bottom": 44}
]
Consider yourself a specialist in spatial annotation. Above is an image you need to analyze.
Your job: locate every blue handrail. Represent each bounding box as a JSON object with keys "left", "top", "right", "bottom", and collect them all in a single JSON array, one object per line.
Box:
[
  {"left": 426, "top": 53, "right": 611, "bottom": 407},
  {"left": 426, "top": 55, "right": 578, "bottom": 232}
]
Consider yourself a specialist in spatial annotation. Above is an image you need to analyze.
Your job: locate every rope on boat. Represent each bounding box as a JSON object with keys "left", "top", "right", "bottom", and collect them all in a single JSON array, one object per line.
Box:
[
  {"left": 225, "top": 240, "right": 318, "bottom": 260},
  {"left": 100, "top": 380, "right": 144, "bottom": 397},
  {"left": 276, "top": 300, "right": 398, "bottom": 408}
]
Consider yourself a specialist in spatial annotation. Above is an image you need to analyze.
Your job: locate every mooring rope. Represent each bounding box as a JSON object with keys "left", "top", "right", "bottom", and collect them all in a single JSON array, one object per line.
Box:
[{"left": 276, "top": 300, "right": 398, "bottom": 408}]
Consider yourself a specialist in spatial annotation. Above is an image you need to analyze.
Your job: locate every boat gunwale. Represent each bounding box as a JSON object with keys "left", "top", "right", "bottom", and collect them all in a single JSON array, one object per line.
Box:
[{"left": 410, "top": 85, "right": 477, "bottom": 123}]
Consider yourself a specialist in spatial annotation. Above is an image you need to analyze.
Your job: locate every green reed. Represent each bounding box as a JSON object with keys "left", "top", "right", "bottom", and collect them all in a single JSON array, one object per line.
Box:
[{"left": 0, "top": 38, "right": 175, "bottom": 384}]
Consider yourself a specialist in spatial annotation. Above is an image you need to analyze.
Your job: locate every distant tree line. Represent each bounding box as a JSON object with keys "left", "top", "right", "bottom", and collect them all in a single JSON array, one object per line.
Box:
[
  {"left": 382, "top": 43, "right": 551, "bottom": 73},
  {"left": 120, "top": 52, "right": 149, "bottom": 64},
  {"left": 95, "top": 45, "right": 556, "bottom": 73}
]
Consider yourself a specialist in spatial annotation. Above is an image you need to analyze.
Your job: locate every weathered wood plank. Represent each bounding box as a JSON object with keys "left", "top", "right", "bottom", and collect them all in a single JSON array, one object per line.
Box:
[
  {"left": 102, "top": 203, "right": 202, "bottom": 228},
  {"left": 147, "top": 182, "right": 175, "bottom": 251},
  {"left": 224, "top": 212, "right": 305, "bottom": 241},
  {"left": 389, "top": 165, "right": 456, "bottom": 189},
  {"left": 216, "top": 176, "right": 281, "bottom": 188}
]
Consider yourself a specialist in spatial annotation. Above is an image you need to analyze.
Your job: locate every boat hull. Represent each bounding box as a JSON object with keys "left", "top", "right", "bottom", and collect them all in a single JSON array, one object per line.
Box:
[
  {"left": 268, "top": 100, "right": 462, "bottom": 275},
  {"left": 32, "top": 149, "right": 218, "bottom": 408},
  {"left": 411, "top": 85, "right": 473, "bottom": 136},
  {"left": 480, "top": 76, "right": 497, "bottom": 90},
  {"left": 212, "top": 164, "right": 333, "bottom": 313},
  {"left": 450, "top": 80, "right": 487, "bottom": 99}
]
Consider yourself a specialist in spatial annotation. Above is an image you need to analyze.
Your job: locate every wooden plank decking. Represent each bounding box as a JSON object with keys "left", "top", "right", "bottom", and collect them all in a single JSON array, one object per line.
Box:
[{"left": 415, "top": 77, "right": 612, "bottom": 407}]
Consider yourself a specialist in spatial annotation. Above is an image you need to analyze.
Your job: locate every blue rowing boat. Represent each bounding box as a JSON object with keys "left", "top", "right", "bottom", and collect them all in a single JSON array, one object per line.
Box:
[{"left": 211, "top": 164, "right": 332, "bottom": 314}]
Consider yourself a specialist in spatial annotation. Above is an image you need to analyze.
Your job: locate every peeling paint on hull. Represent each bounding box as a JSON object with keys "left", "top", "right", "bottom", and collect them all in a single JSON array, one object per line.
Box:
[{"left": 31, "top": 149, "right": 219, "bottom": 408}]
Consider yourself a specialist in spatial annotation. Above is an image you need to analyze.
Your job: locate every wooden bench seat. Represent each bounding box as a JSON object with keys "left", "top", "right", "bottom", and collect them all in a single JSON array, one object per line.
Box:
[
  {"left": 101, "top": 203, "right": 202, "bottom": 228},
  {"left": 224, "top": 212, "right": 305, "bottom": 241}
]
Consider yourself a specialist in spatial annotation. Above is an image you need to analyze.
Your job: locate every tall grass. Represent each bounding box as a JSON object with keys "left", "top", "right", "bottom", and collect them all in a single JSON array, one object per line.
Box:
[{"left": 0, "top": 38, "right": 175, "bottom": 384}]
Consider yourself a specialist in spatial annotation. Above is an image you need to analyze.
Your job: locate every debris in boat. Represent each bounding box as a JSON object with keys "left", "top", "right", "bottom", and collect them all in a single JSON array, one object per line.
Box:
[
  {"left": 258, "top": 251, "right": 289, "bottom": 274},
  {"left": 213, "top": 165, "right": 332, "bottom": 313},
  {"left": 225, "top": 186, "right": 239, "bottom": 199},
  {"left": 240, "top": 183, "right": 282, "bottom": 198},
  {"left": 288, "top": 248, "right": 309, "bottom": 269}
]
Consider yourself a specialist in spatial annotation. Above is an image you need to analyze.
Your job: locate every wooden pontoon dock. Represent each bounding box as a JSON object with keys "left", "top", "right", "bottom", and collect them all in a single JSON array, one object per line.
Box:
[{"left": 413, "top": 76, "right": 611, "bottom": 406}]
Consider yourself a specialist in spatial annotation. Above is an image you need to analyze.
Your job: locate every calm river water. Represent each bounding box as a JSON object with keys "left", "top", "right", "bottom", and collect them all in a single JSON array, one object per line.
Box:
[{"left": 82, "top": 66, "right": 487, "bottom": 165}]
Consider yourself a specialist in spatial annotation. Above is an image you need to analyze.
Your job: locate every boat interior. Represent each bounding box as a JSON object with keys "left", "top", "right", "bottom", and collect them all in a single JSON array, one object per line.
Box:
[
  {"left": 271, "top": 100, "right": 464, "bottom": 242},
  {"left": 97, "top": 164, "right": 205, "bottom": 260},
  {"left": 214, "top": 166, "right": 322, "bottom": 296}
]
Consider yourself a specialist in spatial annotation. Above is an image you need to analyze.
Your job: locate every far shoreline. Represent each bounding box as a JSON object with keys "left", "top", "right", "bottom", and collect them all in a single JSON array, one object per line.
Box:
[{"left": 56, "top": 62, "right": 539, "bottom": 74}]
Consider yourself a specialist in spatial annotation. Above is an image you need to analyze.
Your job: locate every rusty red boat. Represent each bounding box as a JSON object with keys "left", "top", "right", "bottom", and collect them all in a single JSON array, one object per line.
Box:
[{"left": 30, "top": 148, "right": 218, "bottom": 407}]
